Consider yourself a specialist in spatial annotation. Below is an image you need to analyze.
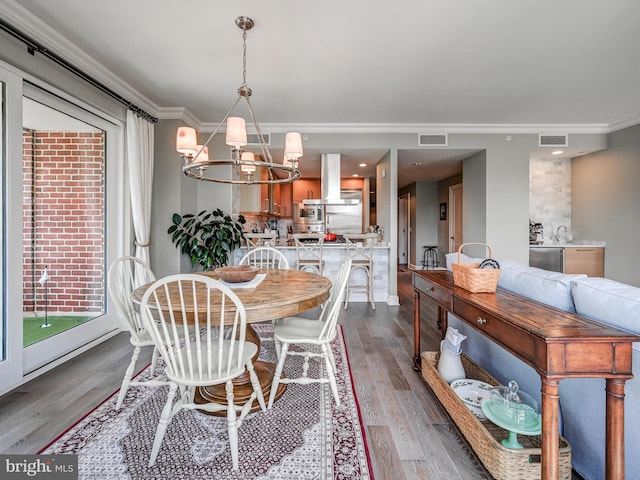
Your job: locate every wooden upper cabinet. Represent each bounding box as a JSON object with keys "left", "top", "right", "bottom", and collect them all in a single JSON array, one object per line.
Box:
[
  {"left": 279, "top": 183, "right": 292, "bottom": 217},
  {"left": 293, "top": 179, "right": 321, "bottom": 204},
  {"left": 341, "top": 178, "right": 364, "bottom": 190},
  {"left": 564, "top": 247, "right": 604, "bottom": 277},
  {"left": 260, "top": 167, "right": 270, "bottom": 212}
]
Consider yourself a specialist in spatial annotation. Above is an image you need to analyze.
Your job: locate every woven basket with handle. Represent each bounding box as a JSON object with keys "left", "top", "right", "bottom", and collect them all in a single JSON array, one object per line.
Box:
[
  {"left": 421, "top": 351, "right": 572, "bottom": 480},
  {"left": 451, "top": 243, "right": 501, "bottom": 293}
]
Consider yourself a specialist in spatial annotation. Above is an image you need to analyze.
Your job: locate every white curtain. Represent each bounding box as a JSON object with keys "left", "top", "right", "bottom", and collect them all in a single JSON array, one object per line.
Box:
[{"left": 125, "top": 110, "right": 154, "bottom": 266}]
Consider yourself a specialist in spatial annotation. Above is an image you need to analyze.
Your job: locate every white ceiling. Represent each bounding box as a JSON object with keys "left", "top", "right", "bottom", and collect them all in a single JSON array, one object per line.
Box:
[{"left": 3, "top": 0, "right": 640, "bottom": 185}]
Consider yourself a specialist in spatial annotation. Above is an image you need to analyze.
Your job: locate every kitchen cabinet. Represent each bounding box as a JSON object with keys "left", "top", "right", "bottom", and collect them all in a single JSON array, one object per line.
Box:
[
  {"left": 564, "top": 246, "right": 604, "bottom": 277},
  {"left": 240, "top": 178, "right": 292, "bottom": 217},
  {"left": 279, "top": 183, "right": 292, "bottom": 217},
  {"left": 529, "top": 246, "right": 605, "bottom": 276},
  {"left": 293, "top": 179, "right": 321, "bottom": 204}
]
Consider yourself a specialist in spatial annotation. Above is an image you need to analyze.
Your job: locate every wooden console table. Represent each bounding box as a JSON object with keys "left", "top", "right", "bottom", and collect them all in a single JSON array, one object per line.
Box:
[{"left": 412, "top": 269, "right": 638, "bottom": 480}]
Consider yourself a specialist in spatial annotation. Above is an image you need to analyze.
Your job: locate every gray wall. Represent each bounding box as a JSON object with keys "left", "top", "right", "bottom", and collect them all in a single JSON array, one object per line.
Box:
[
  {"left": 150, "top": 119, "right": 192, "bottom": 278},
  {"left": 461, "top": 150, "right": 488, "bottom": 258},
  {"left": 378, "top": 150, "right": 398, "bottom": 304},
  {"left": 572, "top": 123, "right": 640, "bottom": 286},
  {"left": 398, "top": 180, "right": 437, "bottom": 268},
  {"left": 415, "top": 181, "right": 439, "bottom": 266},
  {"left": 446, "top": 134, "right": 537, "bottom": 263},
  {"left": 151, "top": 121, "right": 236, "bottom": 278}
]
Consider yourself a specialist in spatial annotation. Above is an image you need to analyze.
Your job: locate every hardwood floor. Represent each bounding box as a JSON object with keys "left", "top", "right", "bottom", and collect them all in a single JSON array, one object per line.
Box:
[
  {"left": 342, "top": 267, "right": 491, "bottom": 479},
  {"left": 0, "top": 268, "right": 491, "bottom": 479}
]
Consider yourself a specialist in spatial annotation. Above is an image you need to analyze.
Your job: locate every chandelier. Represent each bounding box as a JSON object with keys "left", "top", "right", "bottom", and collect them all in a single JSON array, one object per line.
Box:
[{"left": 175, "top": 16, "right": 303, "bottom": 185}]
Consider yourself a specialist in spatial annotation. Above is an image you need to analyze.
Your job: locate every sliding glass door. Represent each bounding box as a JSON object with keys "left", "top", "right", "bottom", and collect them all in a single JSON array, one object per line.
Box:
[
  {"left": 21, "top": 86, "right": 121, "bottom": 374},
  {"left": 1, "top": 61, "right": 125, "bottom": 393}
]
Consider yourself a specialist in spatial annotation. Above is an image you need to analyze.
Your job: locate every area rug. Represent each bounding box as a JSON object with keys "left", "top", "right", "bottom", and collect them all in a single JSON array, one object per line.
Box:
[{"left": 40, "top": 324, "right": 374, "bottom": 480}]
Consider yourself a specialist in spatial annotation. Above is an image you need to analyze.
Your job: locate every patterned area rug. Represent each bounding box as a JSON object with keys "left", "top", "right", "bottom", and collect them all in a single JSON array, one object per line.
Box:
[{"left": 40, "top": 324, "right": 373, "bottom": 480}]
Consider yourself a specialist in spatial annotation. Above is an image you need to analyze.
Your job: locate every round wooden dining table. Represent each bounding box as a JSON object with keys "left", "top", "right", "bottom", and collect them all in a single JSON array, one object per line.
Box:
[{"left": 131, "top": 269, "right": 331, "bottom": 413}]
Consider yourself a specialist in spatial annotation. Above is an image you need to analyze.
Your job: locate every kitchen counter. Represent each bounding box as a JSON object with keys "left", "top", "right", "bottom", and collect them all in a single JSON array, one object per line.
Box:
[
  {"left": 529, "top": 241, "right": 605, "bottom": 248},
  {"left": 265, "top": 239, "right": 390, "bottom": 249},
  {"left": 233, "top": 241, "right": 391, "bottom": 304}
]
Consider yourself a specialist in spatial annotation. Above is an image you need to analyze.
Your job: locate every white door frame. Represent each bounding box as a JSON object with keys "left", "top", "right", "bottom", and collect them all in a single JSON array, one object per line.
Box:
[
  {"left": 398, "top": 193, "right": 410, "bottom": 265},
  {"left": 448, "top": 183, "right": 463, "bottom": 254},
  {"left": 0, "top": 62, "right": 25, "bottom": 392}
]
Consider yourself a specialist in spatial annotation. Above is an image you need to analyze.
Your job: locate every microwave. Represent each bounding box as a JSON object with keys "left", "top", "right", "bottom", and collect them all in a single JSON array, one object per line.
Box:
[{"left": 296, "top": 204, "right": 324, "bottom": 224}]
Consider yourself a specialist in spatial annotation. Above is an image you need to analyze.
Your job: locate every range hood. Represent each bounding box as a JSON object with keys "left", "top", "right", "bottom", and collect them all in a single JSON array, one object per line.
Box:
[{"left": 302, "top": 153, "right": 360, "bottom": 205}]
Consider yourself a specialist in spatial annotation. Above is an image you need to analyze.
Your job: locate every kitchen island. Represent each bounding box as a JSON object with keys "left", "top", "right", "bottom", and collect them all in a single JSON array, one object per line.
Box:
[{"left": 233, "top": 240, "right": 391, "bottom": 304}]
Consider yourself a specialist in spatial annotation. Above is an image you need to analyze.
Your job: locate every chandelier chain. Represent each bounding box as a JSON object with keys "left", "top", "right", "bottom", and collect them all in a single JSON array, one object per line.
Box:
[{"left": 242, "top": 28, "right": 248, "bottom": 87}]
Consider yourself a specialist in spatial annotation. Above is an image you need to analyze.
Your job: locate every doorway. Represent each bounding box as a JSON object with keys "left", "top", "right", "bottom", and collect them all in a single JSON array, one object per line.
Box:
[
  {"left": 398, "top": 193, "right": 410, "bottom": 266},
  {"left": 448, "top": 183, "right": 463, "bottom": 253}
]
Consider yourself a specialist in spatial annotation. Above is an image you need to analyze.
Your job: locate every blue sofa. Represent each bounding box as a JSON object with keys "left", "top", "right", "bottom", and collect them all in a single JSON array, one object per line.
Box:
[{"left": 444, "top": 254, "right": 640, "bottom": 480}]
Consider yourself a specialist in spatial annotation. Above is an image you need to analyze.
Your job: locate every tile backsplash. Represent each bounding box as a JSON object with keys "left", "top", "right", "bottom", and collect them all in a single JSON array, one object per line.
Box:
[{"left": 529, "top": 157, "right": 571, "bottom": 242}]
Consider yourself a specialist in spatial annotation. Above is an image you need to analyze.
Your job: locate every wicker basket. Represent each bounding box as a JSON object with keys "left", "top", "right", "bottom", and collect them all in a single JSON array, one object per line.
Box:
[
  {"left": 451, "top": 243, "right": 501, "bottom": 293},
  {"left": 421, "top": 351, "right": 572, "bottom": 480}
]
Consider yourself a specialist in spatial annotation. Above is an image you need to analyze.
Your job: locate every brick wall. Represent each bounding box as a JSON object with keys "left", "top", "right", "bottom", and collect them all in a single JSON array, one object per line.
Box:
[{"left": 23, "top": 130, "right": 105, "bottom": 314}]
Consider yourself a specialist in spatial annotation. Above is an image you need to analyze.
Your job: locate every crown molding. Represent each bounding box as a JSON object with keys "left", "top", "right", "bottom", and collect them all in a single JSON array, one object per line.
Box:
[
  {"left": 156, "top": 107, "right": 201, "bottom": 129},
  {"left": 608, "top": 115, "right": 640, "bottom": 133},
  {"left": 1, "top": 0, "right": 161, "bottom": 118},
  {"left": 201, "top": 122, "right": 611, "bottom": 135}
]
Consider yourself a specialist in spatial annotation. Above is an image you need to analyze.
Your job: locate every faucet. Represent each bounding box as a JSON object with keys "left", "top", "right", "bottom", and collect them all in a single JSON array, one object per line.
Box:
[{"left": 554, "top": 225, "right": 568, "bottom": 244}]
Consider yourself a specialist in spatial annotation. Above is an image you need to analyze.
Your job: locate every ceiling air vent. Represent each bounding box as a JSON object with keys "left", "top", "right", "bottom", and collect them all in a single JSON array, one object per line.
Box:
[
  {"left": 538, "top": 134, "right": 568, "bottom": 147},
  {"left": 246, "top": 133, "right": 271, "bottom": 146},
  {"left": 418, "top": 133, "right": 448, "bottom": 146}
]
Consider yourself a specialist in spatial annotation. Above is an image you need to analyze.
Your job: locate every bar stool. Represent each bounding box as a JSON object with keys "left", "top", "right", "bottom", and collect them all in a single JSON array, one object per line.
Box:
[
  {"left": 245, "top": 232, "right": 278, "bottom": 249},
  {"left": 344, "top": 233, "right": 377, "bottom": 310},
  {"left": 422, "top": 245, "right": 438, "bottom": 269},
  {"left": 292, "top": 233, "right": 324, "bottom": 275}
]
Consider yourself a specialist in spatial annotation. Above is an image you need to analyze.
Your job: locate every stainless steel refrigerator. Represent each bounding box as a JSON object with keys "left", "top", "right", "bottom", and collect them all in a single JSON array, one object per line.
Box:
[{"left": 325, "top": 190, "right": 363, "bottom": 235}]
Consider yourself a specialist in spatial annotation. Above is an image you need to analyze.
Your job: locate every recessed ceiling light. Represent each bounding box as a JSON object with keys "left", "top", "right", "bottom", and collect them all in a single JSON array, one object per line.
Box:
[
  {"left": 552, "top": 150, "right": 564, "bottom": 155},
  {"left": 359, "top": 163, "right": 367, "bottom": 167},
  {"left": 352, "top": 174, "right": 359, "bottom": 177},
  {"left": 412, "top": 162, "right": 423, "bottom": 167}
]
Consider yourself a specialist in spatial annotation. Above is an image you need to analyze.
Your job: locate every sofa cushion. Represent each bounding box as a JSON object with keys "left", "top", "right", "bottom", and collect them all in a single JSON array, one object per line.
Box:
[
  {"left": 498, "top": 267, "right": 587, "bottom": 313},
  {"left": 571, "top": 277, "right": 640, "bottom": 336},
  {"left": 495, "top": 258, "right": 527, "bottom": 271}
]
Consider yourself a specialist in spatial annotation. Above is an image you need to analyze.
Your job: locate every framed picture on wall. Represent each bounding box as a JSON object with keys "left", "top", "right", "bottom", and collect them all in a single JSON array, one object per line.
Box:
[{"left": 440, "top": 203, "right": 447, "bottom": 221}]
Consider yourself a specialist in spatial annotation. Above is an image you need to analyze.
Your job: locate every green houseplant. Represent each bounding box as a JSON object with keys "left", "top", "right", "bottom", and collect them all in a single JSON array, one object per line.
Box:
[{"left": 168, "top": 209, "right": 246, "bottom": 270}]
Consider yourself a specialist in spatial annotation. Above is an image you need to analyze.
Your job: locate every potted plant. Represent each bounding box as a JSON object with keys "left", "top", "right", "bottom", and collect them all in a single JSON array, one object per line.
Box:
[{"left": 168, "top": 209, "right": 246, "bottom": 270}]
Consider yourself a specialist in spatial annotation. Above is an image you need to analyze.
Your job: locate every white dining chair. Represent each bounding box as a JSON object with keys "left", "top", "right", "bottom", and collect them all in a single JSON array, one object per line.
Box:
[
  {"left": 267, "top": 258, "right": 351, "bottom": 408},
  {"left": 239, "top": 246, "right": 289, "bottom": 270},
  {"left": 108, "top": 256, "right": 169, "bottom": 410},
  {"left": 140, "top": 273, "right": 266, "bottom": 470}
]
